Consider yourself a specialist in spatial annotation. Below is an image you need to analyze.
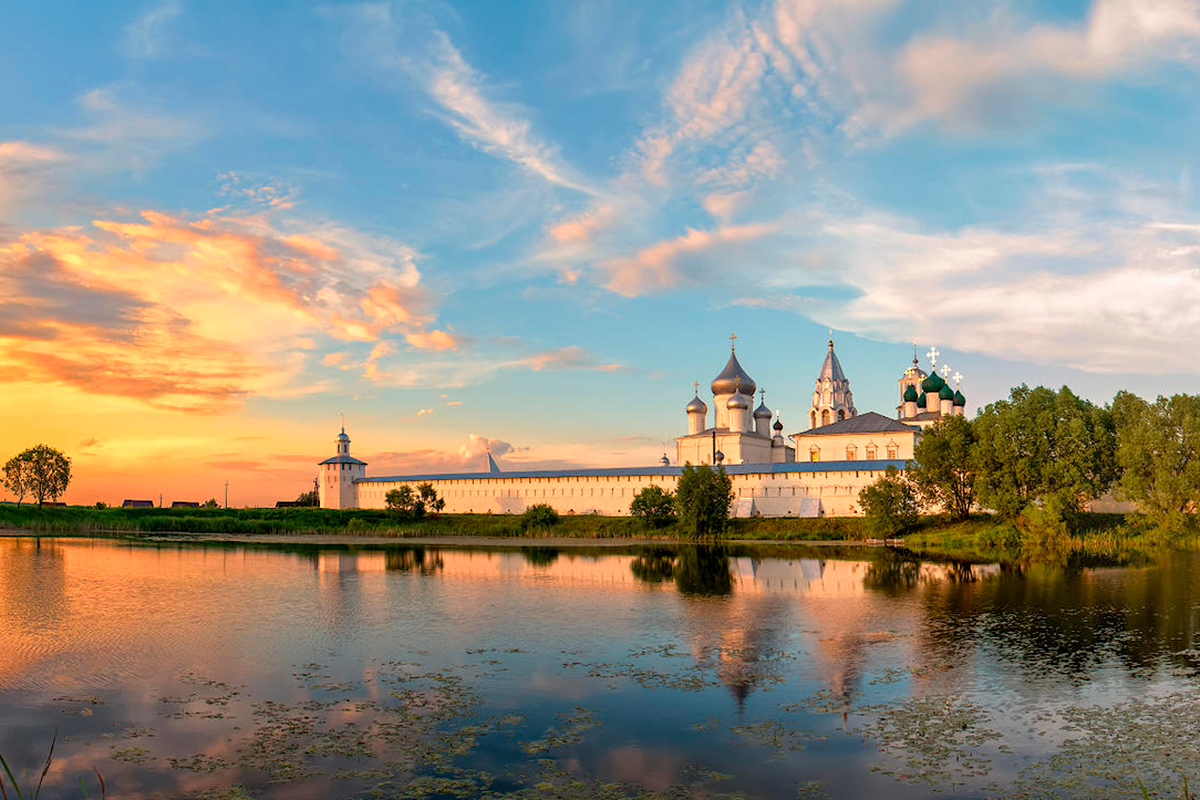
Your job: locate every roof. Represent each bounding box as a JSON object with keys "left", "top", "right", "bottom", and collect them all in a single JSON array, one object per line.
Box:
[
  {"left": 319, "top": 454, "right": 368, "bottom": 465},
  {"left": 795, "top": 411, "right": 919, "bottom": 436},
  {"left": 170, "top": 501, "right": 199, "bottom": 508},
  {"left": 359, "top": 459, "right": 908, "bottom": 484},
  {"left": 818, "top": 339, "right": 847, "bottom": 384},
  {"left": 122, "top": 499, "right": 154, "bottom": 508},
  {"left": 676, "top": 427, "right": 770, "bottom": 440},
  {"left": 711, "top": 350, "right": 756, "bottom": 396}
]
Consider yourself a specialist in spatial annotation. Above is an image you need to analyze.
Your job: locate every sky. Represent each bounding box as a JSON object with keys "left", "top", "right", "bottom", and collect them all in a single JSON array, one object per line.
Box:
[{"left": 3, "top": 0, "right": 1200, "bottom": 506}]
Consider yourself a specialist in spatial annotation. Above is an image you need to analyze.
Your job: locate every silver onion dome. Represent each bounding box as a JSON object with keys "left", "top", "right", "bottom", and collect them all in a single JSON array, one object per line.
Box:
[
  {"left": 754, "top": 401, "right": 772, "bottom": 419},
  {"left": 686, "top": 394, "right": 708, "bottom": 414},
  {"left": 726, "top": 390, "right": 750, "bottom": 409},
  {"left": 711, "top": 351, "right": 756, "bottom": 396}
]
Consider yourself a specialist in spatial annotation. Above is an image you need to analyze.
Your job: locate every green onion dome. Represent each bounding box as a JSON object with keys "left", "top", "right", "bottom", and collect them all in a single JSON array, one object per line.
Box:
[
  {"left": 939, "top": 383, "right": 955, "bottom": 401},
  {"left": 953, "top": 390, "right": 966, "bottom": 407},
  {"left": 903, "top": 385, "right": 918, "bottom": 402},
  {"left": 921, "top": 370, "right": 945, "bottom": 394},
  {"left": 917, "top": 392, "right": 927, "bottom": 407}
]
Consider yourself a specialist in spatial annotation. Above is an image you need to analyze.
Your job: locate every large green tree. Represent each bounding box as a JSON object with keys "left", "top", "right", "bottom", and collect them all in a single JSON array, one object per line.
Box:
[
  {"left": 907, "top": 415, "right": 977, "bottom": 520},
  {"left": 630, "top": 485, "right": 676, "bottom": 528},
  {"left": 2, "top": 452, "right": 29, "bottom": 506},
  {"left": 972, "top": 385, "right": 1117, "bottom": 523},
  {"left": 674, "top": 464, "right": 732, "bottom": 540},
  {"left": 858, "top": 466, "right": 919, "bottom": 537},
  {"left": 1112, "top": 391, "right": 1200, "bottom": 533}
]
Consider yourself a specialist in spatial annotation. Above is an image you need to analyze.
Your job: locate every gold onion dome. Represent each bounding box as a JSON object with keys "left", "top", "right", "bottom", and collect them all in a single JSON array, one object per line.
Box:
[{"left": 712, "top": 351, "right": 756, "bottom": 396}]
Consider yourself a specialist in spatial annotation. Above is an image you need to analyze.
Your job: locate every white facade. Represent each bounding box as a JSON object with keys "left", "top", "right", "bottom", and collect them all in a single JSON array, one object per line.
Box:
[{"left": 318, "top": 430, "right": 367, "bottom": 509}]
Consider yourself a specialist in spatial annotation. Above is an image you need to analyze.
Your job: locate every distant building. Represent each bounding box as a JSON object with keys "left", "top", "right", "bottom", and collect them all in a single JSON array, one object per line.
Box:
[
  {"left": 275, "top": 500, "right": 301, "bottom": 508},
  {"left": 170, "top": 501, "right": 199, "bottom": 508},
  {"left": 315, "top": 334, "right": 975, "bottom": 517},
  {"left": 122, "top": 499, "right": 155, "bottom": 508}
]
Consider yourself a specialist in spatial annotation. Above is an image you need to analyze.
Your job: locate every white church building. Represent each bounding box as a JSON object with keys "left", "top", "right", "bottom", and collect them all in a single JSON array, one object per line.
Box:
[{"left": 319, "top": 336, "right": 968, "bottom": 518}]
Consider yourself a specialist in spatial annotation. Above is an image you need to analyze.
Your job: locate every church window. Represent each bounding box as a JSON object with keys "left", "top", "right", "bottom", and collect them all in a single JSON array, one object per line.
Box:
[
  {"left": 846, "top": 445, "right": 856, "bottom": 460},
  {"left": 887, "top": 444, "right": 899, "bottom": 459},
  {"left": 822, "top": 410, "right": 832, "bottom": 425},
  {"left": 837, "top": 410, "right": 846, "bottom": 421},
  {"left": 866, "top": 445, "right": 877, "bottom": 460},
  {"left": 810, "top": 447, "right": 820, "bottom": 462}
]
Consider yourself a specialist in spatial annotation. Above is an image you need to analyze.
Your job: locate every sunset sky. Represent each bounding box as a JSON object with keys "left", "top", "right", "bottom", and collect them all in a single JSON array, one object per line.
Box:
[{"left": 3, "top": 0, "right": 1200, "bottom": 506}]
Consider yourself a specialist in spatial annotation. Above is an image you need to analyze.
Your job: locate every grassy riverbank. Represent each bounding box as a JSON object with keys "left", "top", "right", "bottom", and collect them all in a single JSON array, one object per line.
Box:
[
  {"left": 0, "top": 502, "right": 868, "bottom": 540},
  {"left": 0, "top": 503, "right": 1175, "bottom": 562}
]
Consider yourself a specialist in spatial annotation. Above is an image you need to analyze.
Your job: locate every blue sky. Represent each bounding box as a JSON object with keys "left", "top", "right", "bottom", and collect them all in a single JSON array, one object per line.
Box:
[{"left": 3, "top": 0, "right": 1200, "bottom": 502}]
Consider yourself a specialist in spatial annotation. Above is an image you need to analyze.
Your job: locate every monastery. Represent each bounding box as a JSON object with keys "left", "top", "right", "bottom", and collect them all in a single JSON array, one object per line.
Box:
[{"left": 318, "top": 336, "right": 968, "bottom": 517}]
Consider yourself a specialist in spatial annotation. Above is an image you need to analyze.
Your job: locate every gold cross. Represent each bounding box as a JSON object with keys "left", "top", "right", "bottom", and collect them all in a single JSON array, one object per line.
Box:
[
  {"left": 729, "top": 332, "right": 737, "bottom": 350},
  {"left": 693, "top": 381, "right": 700, "bottom": 395}
]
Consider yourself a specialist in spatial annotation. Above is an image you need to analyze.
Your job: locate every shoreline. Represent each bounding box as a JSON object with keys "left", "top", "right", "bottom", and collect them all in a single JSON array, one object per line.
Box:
[{"left": 0, "top": 528, "right": 886, "bottom": 549}]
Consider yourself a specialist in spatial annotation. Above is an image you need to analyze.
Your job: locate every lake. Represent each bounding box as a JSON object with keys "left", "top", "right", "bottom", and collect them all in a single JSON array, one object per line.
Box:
[{"left": 2, "top": 535, "right": 1199, "bottom": 799}]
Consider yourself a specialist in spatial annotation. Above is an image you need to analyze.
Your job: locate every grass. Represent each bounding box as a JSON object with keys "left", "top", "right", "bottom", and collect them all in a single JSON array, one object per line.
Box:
[{"left": 0, "top": 730, "right": 105, "bottom": 800}]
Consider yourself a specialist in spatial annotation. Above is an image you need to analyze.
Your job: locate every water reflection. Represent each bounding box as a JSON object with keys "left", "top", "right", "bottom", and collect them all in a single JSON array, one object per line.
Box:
[{"left": 3, "top": 536, "right": 1200, "bottom": 799}]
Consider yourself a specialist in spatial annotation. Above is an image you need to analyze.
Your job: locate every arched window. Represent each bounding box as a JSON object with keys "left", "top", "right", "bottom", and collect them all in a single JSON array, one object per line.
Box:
[
  {"left": 866, "top": 445, "right": 877, "bottom": 460},
  {"left": 886, "top": 444, "right": 899, "bottom": 459},
  {"left": 810, "top": 410, "right": 817, "bottom": 429},
  {"left": 822, "top": 410, "right": 832, "bottom": 425},
  {"left": 810, "top": 447, "right": 820, "bottom": 462},
  {"left": 837, "top": 409, "right": 846, "bottom": 421},
  {"left": 845, "top": 445, "right": 856, "bottom": 460}
]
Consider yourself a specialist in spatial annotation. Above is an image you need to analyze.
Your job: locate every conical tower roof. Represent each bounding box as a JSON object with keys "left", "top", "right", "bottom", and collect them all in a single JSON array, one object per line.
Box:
[{"left": 818, "top": 337, "right": 846, "bottom": 383}]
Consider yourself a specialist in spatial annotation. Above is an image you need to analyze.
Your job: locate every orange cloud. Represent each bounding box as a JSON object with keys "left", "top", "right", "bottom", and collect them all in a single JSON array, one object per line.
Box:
[
  {"left": 404, "top": 329, "right": 461, "bottom": 351},
  {"left": 547, "top": 204, "right": 615, "bottom": 244},
  {"left": 0, "top": 207, "right": 449, "bottom": 411}
]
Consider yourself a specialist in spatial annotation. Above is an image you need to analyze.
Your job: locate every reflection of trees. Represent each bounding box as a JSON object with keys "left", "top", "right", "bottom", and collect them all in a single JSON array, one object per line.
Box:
[
  {"left": 521, "top": 547, "right": 559, "bottom": 567},
  {"left": 384, "top": 547, "right": 444, "bottom": 574},
  {"left": 674, "top": 546, "right": 732, "bottom": 596},
  {"left": 863, "top": 549, "right": 921, "bottom": 592},
  {"left": 630, "top": 548, "right": 676, "bottom": 583}
]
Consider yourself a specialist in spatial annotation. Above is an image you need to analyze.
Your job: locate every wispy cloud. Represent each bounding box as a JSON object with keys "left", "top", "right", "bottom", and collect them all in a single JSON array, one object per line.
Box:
[{"left": 122, "top": 0, "right": 184, "bottom": 59}]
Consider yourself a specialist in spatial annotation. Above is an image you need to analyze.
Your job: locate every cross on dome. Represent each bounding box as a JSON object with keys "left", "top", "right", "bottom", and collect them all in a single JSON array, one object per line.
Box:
[
  {"left": 926, "top": 347, "right": 940, "bottom": 369},
  {"left": 954, "top": 372, "right": 963, "bottom": 387},
  {"left": 729, "top": 332, "right": 737, "bottom": 351},
  {"left": 693, "top": 380, "right": 700, "bottom": 395}
]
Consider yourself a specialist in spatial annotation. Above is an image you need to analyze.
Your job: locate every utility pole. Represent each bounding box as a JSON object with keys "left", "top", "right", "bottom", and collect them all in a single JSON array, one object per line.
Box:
[{"left": 224, "top": 480, "right": 230, "bottom": 509}]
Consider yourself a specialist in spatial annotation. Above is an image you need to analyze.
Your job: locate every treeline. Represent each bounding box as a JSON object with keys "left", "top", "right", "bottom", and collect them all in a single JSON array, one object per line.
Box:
[{"left": 860, "top": 385, "right": 1200, "bottom": 539}]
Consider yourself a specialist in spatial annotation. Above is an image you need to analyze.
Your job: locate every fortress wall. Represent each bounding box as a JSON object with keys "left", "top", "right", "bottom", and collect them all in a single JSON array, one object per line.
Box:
[{"left": 353, "top": 464, "right": 901, "bottom": 517}]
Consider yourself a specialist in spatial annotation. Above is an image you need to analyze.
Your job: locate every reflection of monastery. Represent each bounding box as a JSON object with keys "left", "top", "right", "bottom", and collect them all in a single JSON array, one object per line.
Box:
[{"left": 319, "top": 336, "right": 968, "bottom": 517}]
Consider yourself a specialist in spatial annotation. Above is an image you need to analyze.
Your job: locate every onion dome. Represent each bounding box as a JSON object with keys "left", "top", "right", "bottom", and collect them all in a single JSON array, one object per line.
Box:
[
  {"left": 660, "top": 454, "right": 670, "bottom": 467},
  {"left": 939, "top": 383, "right": 955, "bottom": 401},
  {"left": 917, "top": 392, "right": 927, "bottom": 407},
  {"left": 754, "top": 401, "right": 772, "bottom": 420},
  {"left": 903, "top": 385, "right": 918, "bottom": 402},
  {"left": 686, "top": 394, "right": 707, "bottom": 414},
  {"left": 921, "top": 371, "right": 945, "bottom": 394},
  {"left": 727, "top": 390, "right": 750, "bottom": 410},
  {"left": 711, "top": 351, "right": 756, "bottom": 396},
  {"left": 953, "top": 390, "right": 966, "bottom": 407},
  {"left": 773, "top": 418, "right": 784, "bottom": 432},
  {"left": 336, "top": 430, "right": 350, "bottom": 443}
]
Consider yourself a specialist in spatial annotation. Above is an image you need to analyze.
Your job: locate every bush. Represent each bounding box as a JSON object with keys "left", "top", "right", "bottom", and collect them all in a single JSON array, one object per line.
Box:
[
  {"left": 858, "top": 466, "right": 919, "bottom": 538},
  {"left": 630, "top": 485, "right": 676, "bottom": 528},
  {"left": 521, "top": 503, "right": 560, "bottom": 531},
  {"left": 674, "top": 464, "right": 732, "bottom": 540}
]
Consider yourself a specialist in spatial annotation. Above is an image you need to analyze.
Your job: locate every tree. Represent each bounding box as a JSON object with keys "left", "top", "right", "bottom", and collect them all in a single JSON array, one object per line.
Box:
[
  {"left": 2, "top": 453, "right": 29, "bottom": 506},
  {"left": 385, "top": 486, "right": 423, "bottom": 519},
  {"left": 202, "top": 498, "right": 219, "bottom": 508},
  {"left": 907, "top": 415, "right": 977, "bottom": 520},
  {"left": 674, "top": 463, "right": 732, "bottom": 540},
  {"left": 972, "top": 385, "right": 1117, "bottom": 525},
  {"left": 630, "top": 485, "right": 676, "bottom": 528},
  {"left": 1113, "top": 391, "right": 1200, "bottom": 534},
  {"left": 4, "top": 445, "right": 71, "bottom": 508},
  {"left": 858, "top": 466, "right": 919, "bottom": 538},
  {"left": 417, "top": 483, "right": 445, "bottom": 514},
  {"left": 521, "top": 503, "right": 560, "bottom": 531},
  {"left": 296, "top": 488, "right": 319, "bottom": 507}
]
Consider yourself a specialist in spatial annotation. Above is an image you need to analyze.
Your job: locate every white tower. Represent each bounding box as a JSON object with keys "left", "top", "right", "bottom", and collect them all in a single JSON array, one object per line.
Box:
[
  {"left": 685, "top": 382, "right": 708, "bottom": 436},
  {"left": 808, "top": 333, "right": 856, "bottom": 429},
  {"left": 318, "top": 426, "right": 367, "bottom": 509},
  {"left": 710, "top": 334, "right": 756, "bottom": 430}
]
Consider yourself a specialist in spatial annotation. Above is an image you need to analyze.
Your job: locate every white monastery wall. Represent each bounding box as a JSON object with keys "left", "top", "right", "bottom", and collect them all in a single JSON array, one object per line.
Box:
[
  {"left": 793, "top": 431, "right": 916, "bottom": 464},
  {"left": 354, "top": 463, "right": 904, "bottom": 518}
]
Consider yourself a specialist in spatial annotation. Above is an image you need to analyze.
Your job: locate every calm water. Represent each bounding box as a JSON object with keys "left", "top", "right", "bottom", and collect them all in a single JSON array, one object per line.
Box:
[{"left": 3, "top": 537, "right": 1200, "bottom": 799}]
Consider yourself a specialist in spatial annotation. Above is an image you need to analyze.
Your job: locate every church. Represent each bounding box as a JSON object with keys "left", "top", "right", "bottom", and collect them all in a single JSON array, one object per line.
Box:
[{"left": 318, "top": 334, "right": 968, "bottom": 518}]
